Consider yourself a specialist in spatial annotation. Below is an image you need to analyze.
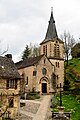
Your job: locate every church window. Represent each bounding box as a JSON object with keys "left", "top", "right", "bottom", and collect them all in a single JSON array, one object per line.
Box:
[
  {"left": 56, "top": 62, "right": 57, "bottom": 67},
  {"left": 56, "top": 62, "right": 59, "bottom": 68},
  {"left": 42, "top": 68, "right": 47, "bottom": 75},
  {"left": 26, "top": 76, "right": 28, "bottom": 85},
  {"left": 43, "top": 46, "right": 45, "bottom": 54},
  {"left": 43, "top": 45, "right": 47, "bottom": 56},
  {"left": 46, "top": 45, "right": 47, "bottom": 56},
  {"left": 33, "top": 71, "right": 37, "bottom": 76},
  {"left": 50, "top": 43, "right": 51, "bottom": 56},
  {"left": 58, "top": 62, "right": 59, "bottom": 68},
  {"left": 44, "top": 59, "right": 45, "bottom": 64}
]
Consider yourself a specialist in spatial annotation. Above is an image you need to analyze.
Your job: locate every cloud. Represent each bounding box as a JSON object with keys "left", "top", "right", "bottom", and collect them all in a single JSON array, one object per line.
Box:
[{"left": 0, "top": 0, "right": 80, "bottom": 62}]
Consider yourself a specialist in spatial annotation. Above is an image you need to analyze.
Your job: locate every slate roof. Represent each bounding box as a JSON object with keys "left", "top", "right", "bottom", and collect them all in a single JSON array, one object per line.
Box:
[
  {"left": 0, "top": 55, "right": 21, "bottom": 79},
  {"left": 45, "top": 10, "right": 58, "bottom": 39},
  {"left": 15, "top": 55, "right": 44, "bottom": 69},
  {"left": 40, "top": 9, "right": 63, "bottom": 45}
]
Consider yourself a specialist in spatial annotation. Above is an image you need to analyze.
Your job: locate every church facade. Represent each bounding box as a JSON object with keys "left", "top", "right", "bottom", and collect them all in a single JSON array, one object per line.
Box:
[{"left": 16, "top": 9, "right": 64, "bottom": 94}]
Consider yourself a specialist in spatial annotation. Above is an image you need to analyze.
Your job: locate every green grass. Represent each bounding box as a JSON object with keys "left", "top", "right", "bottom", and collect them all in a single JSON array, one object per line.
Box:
[
  {"left": 67, "top": 58, "right": 80, "bottom": 73},
  {"left": 62, "top": 95, "right": 80, "bottom": 120},
  {"left": 53, "top": 94, "right": 80, "bottom": 120}
]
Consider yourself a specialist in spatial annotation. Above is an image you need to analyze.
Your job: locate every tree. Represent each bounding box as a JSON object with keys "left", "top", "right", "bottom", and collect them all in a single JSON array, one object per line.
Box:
[
  {"left": 71, "top": 43, "right": 80, "bottom": 58},
  {"left": 22, "top": 45, "right": 31, "bottom": 60},
  {"left": 22, "top": 43, "right": 40, "bottom": 60},
  {"left": 31, "top": 44, "right": 40, "bottom": 57},
  {"left": 61, "top": 31, "right": 75, "bottom": 65}
]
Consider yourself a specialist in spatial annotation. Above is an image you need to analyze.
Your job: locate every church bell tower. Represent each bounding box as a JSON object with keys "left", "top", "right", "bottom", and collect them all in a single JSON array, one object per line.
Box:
[{"left": 40, "top": 8, "right": 64, "bottom": 86}]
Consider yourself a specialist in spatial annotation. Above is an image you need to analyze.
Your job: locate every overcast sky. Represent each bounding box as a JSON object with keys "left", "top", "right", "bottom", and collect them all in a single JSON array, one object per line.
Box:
[{"left": 0, "top": 0, "right": 80, "bottom": 62}]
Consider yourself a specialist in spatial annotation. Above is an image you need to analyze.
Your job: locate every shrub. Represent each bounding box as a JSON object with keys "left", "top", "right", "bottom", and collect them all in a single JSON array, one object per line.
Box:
[
  {"left": 26, "top": 88, "right": 40, "bottom": 100},
  {"left": 76, "top": 95, "right": 80, "bottom": 102},
  {"left": 51, "top": 95, "right": 58, "bottom": 108}
]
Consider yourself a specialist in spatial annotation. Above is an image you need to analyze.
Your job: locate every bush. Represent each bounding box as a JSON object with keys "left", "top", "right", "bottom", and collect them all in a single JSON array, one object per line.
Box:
[
  {"left": 26, "top": 93, "right": 40, "bottom": 100},
  {"left": 76, "top": 95, "right": 80, "bottom": 102},
  {"left": 51, "top": 95, "right": 58, "bottom": 108},
  {"left": 26, "top": 88, "right": 40, "bottom": 100}
]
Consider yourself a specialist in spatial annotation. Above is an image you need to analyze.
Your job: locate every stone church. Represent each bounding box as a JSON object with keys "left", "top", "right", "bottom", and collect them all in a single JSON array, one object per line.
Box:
[{"left": 16, "top": 9, "right": 64, "bottom": 94}]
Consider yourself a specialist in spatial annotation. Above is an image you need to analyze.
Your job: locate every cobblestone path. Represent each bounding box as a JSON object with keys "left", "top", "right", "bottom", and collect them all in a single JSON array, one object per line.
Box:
[{"left": 17, "top": 95, "right": 52, "bottom": 120}]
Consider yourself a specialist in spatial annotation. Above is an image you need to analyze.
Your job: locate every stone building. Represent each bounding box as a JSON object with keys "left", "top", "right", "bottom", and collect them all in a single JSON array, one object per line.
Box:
[
  {"left": 16, "top": 9, "right": 64, "bottom": 94},
  {"left": 0, "top": 54, "right": 21, "bottom": 119}
]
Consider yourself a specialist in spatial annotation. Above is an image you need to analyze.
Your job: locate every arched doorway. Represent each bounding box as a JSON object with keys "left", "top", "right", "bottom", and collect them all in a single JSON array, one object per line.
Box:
[
  {"left": 40, "top": 77, "right": 49, "bottom": 93},
  {"left": 42, "top": 83, "right": 47, "bottom": 93}
]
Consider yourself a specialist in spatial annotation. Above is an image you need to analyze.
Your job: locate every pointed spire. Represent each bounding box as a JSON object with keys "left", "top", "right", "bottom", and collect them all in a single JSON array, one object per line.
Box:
[{"left": 45, "top": 7, "right": 58, "bottom": 40}]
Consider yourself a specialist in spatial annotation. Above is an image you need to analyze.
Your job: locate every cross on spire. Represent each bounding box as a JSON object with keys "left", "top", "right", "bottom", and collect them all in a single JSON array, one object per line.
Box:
[{"left": 51, "top": 7, "right": 53, "bottom": 13}]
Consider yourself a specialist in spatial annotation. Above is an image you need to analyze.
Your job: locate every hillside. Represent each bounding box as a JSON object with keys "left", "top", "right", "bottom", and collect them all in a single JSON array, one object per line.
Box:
[{"left": 64, "top": 58, "right": 80, "bottom": 91}]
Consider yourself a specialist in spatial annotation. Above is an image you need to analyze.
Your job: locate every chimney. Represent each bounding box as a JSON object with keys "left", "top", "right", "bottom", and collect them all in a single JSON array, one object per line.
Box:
[{"left": 5, "top": 54, "right": 12, "bottom": 60}]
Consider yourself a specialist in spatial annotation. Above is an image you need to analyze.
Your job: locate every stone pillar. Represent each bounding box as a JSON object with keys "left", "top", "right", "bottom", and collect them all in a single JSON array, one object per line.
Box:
[{"left": 58, "top": 106, "right": 65, "bottom": 114}]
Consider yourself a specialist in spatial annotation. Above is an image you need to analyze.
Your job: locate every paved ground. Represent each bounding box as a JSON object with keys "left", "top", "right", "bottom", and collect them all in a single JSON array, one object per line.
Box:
[{"left": 17, "top": 95, "right": 52, "bottom": 120}]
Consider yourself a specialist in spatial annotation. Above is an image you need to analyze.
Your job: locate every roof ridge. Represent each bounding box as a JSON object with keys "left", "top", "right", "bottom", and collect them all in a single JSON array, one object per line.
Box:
[{"left": 15, "top": 55, "right": 44, "bottom": 69}]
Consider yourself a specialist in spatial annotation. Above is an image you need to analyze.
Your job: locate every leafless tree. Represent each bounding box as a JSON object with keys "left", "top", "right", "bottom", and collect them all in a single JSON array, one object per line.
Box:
[{"left": 61, "top": 31, "right": 75, "bottom": 65}]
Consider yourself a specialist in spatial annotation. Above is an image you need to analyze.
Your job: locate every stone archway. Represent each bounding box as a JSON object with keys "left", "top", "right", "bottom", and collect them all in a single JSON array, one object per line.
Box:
[{"left": 39, "top": 77, "right": 49, "bottom": 93}]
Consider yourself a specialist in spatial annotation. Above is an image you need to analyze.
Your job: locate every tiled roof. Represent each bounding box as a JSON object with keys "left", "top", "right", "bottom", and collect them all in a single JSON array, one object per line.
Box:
[
  {"left": 0, "top": 56, "right": 21, "bottom": 79},
  {"left": 15, "top": 55, "right": 44, "bottom": 69}
]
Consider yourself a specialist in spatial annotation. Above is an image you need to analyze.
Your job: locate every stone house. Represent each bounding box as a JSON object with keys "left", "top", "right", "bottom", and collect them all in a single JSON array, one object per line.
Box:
[
  {"left": 0, "top": 54, "right": 21, "bottom": 119},
  {"left": 16, "top": 9, "right": 64, "bottom": 94}
]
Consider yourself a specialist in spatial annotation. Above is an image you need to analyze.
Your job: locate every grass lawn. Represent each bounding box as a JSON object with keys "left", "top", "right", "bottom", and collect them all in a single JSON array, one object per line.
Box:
[{"left": 52, "top": 94, "right": 80, "bottom": 120}]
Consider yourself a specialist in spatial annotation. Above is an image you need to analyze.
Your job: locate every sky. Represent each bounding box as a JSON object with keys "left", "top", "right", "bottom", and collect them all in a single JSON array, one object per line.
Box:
[{"left": 0, "top": 0, "right": 80, "bottom": 62}]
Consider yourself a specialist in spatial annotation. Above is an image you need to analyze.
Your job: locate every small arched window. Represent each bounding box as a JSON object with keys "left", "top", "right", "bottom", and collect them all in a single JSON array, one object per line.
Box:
[{"left": 42, "top": 68, "right": 47, "bottom": 75}]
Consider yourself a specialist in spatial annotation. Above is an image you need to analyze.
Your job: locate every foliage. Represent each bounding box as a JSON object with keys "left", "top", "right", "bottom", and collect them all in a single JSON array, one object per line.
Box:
[
  {"left": 26, "top": 88, "right": 40, "bottom": 100},
  {"left": 64, "top": 58, "right": 80, "bottom": 119},
  {"left": 2, "top": 117, "right": 5, "bottom": 120},
  {"left": 22, "top": 45, "right": 31, "bottom": 60},
  {"left": 30, "top": 43, "right": 40, "bottom": 57},
  {"left": 71, "top": 43, "right": 80, "bottom": 58},
  {"left": 22, "top": 43, "right": 40, "bottom": 60},
  {"left": 50, "top": 95, "right": 59, "bottom": 108},
  {"left": 63, "top": 76, "right": 70, "bottom": 91},
  {"left": 2, "top": 117, "right": 13, "bottom": 120},
  {"left": 52, "top": 94, "right": 80, "bottom": 120},
  {"left": 76, "top": 95, "right": 80, "bottom": 102},
  {"left": 64, "top": 58, "right": 80, "bottom": 92}
]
